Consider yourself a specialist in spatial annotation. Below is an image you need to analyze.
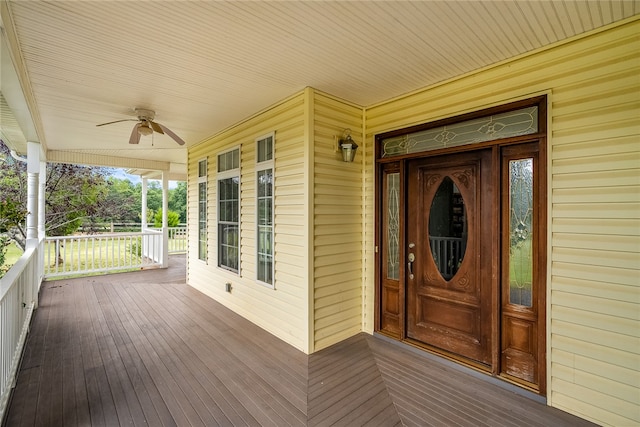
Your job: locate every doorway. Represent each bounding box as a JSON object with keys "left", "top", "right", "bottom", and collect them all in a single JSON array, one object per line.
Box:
[{"left": 375, "top": 98, "right": 547, "bottom": 393}]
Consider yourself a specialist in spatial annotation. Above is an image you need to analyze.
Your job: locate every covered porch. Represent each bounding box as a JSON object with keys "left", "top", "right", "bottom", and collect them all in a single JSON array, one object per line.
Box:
[{"left": 5, "top": 255, "right": 593, "bottom": 426}]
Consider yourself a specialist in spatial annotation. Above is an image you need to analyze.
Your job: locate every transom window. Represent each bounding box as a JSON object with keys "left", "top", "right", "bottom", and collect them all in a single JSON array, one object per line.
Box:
[
  {"left": 256, "top": 132, "right": 274, "bottom": 287},
  {"left": 381, "top": 105, "right": 539, "bottom": 158},
  {"left": 217, "top": 148, "right": 240, "bottom": 273}
]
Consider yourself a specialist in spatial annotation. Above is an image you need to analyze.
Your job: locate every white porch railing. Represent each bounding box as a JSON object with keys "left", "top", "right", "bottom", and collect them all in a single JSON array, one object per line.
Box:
[
  {"left": 44, "top": 232, "right": 164, "bottom": 278},
  {"left": 0, "top": 240, "right": 42, "bottom": 420},
  {"left": 148, "top": 226, "right": 187, "bottom": 254},
  {"left": 429, "top": 236, "right": 465, "bottom": 279}
]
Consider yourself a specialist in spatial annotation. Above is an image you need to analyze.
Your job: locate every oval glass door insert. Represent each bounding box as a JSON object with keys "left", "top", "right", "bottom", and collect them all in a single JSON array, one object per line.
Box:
[{"left": 429, "top": 177, "right": 467, "bottom": 280}]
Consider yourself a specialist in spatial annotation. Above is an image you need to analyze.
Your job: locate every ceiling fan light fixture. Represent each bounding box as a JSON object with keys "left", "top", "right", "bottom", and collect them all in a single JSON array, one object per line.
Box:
[{"left": 138, "top": 122, "right": 153, "bottom": 136}]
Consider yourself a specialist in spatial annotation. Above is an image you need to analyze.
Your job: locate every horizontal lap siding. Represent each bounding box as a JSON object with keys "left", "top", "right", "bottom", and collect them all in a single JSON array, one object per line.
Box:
[
  {"left": 364, "top": 19, "right": 640, "bottom": 426},
  {"left": 188, "top": 92, "right": 308, "bottom": 352},
  {"left": 312, "top": 92, "right": 364, "bottom": 351}
]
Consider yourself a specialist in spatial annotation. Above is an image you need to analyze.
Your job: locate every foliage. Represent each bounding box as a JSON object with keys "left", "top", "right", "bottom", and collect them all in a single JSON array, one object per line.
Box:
[
  {"left": 0, "top": 235, "right": 8, "bottom": 277},
  {"left": 0, "top": 140, "right": 112, "bottom": 249},
  {"left": 0, "top": 199, "right": 26, "bottom": 233},
  {"left": 154, "top": 209, "right": 180, "bottom": 228},
  {"left": 169, "top": 181, "right": 187, "bottom": 222},
  {"left": 127, "top": 237, "right": 143, "bottom": 257},
  {"left": 100, "top": 177, "right": 141, "bottom": 224},
  {"left": 0, "top": 140, "right": 186, "bottom": 254}
]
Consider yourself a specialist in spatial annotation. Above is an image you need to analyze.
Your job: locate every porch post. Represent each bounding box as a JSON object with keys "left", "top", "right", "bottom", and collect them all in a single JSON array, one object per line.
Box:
[
  {"left": 141, "top": 177, "right": 148, "bottom": 231},
  {"left": 38, "top": 159, "right": 46, "bottom": 241},
  {"left": 25, "top": 141, "right": 40, "bottom": 250},
  {"left": 161, "top": 172, "right": 169, "bottom": 268}
]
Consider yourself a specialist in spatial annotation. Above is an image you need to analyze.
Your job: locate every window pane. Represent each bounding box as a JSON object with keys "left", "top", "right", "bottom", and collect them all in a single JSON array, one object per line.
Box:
[
  {"left": 198, "top": 182, "right": 207, "bottom": 261},
  {"left": 257, "top": 167, "right": 273, "bottom": 285},
  {"left": 198, "top": 159, "right": 207, "bottom": 178},
  {"left": 386, "top": 173, "right": 400, "bottom": 280},
  {"left": 218, "top": 149, "right": 239, "bottom": 172},
  {"left": 219, "top": 223, "right": 239, "bottom": 272},
  {"left": 217, "top": 164, "right": 239, "bottom": 272},
  {"left": 509, "top": 158, "right": 533, "bottom": 307},
  {"left": 428, "top": 177, "right": 467, "bottom": 280},
  {"left": 257, "top": 136, "right": 273, "bottom": 163}
]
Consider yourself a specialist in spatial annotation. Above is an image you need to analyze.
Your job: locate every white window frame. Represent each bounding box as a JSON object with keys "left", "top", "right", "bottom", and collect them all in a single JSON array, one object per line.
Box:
[
  {"left": 255, "top": 132, "right": 275, "bottom": 288},
  {"left": 217, "top": 146, "right": 241, "bottom": 274},
  {"left": 197, "top": 158, "right": 207, "bottom": 262}
]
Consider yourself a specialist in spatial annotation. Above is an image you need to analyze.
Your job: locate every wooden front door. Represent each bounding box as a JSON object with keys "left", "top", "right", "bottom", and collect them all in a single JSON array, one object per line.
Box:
[
  {"left": 406, "top": 149, "right": 494, "bottom": 366},
  {"left": 376, "top": 97, "right": 547, "bottom": 393}
]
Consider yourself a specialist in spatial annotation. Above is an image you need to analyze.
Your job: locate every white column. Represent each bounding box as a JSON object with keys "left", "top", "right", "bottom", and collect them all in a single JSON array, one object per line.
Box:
[
  {"left": 141, "top": 177, "right": 148, "bottom": 230},
  {"left": 38, "top": 159, "right": 46, "bottom": 241},
  {"left": 26, "top": 141, "right": 40, "bottom": 249},
  {"left": 161, "top": 172, "right": 169, "bottom": 268}
]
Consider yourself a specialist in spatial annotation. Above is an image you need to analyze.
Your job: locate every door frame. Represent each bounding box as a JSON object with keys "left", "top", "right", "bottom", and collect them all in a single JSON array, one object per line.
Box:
[{"left": 373, "top": 96, "right": 548, "bottom": 394}]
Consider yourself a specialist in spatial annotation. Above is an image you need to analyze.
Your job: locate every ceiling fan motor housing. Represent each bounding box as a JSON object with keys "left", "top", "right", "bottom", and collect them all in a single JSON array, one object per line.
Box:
[{"left": 134, "top": 108, "right": 156, "bottom": 121}]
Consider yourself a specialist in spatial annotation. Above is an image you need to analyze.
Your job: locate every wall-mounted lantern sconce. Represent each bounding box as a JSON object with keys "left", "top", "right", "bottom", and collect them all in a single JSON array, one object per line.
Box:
[{"left": 338, "top": 129, "right": 358, "bottom": 162}]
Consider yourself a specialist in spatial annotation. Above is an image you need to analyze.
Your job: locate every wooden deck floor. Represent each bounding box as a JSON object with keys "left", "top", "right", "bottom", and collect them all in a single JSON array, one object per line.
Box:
[{"left": 4, "top": 255, "right": 595, "bottom": 426}]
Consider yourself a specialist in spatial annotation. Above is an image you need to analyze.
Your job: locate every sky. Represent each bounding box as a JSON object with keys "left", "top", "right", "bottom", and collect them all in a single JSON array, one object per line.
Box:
[{"left": 109, "top": 168, "right": 179, "bottom": 189}]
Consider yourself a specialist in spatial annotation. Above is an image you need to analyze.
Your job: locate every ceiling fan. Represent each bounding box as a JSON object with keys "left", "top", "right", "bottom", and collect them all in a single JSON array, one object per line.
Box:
[{"left": 96, "top": 108, "right": 186, "bottom": 146}]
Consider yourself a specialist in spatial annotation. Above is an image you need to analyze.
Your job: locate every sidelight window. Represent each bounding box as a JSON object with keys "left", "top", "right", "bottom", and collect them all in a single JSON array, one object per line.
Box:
[{"left": 508, "top": 158, "right": 534, "bottom": 307}]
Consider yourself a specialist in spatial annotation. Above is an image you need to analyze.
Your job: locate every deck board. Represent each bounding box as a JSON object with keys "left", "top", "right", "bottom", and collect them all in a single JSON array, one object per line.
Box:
[{"left": 4, "top": 255, "right": 597, "bottom": 426}]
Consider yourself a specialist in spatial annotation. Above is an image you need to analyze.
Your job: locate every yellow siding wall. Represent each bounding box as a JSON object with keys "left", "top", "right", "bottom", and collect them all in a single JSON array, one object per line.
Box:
[
  {"left": 187, "top": 92, "right": 309, "bottom": 352},
  {"left": 364, "top": 19, "right": 639, "bottom": 426},
  {"left": 311, "top": 91, "right": 364, "bottom": 351}
]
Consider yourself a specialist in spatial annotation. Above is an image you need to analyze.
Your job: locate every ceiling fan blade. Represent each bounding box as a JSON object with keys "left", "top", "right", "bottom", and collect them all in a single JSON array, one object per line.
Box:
[
  {"left": 157, "top": 123, "right": 186, "bottom": 146},
  {"left": 149, "top": 120, "right": 164, "bottom": 134},
  {"left": 96, "top": 119, "right": 137, "bottom": 127},
  {"left": 129, "top": 123, "right": 141, "bottom": 144}
]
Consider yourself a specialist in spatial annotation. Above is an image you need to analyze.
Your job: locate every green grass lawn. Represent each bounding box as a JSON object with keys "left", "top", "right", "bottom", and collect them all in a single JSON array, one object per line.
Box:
[
  {"left": 44, "top": 235, "right": 186, "bottom": 278},
  {"left": 1, "top": 234, "right": 185, "bottom": 280},
  {"left": 1, "top": 241, "right": 24, "bottom": 273}
]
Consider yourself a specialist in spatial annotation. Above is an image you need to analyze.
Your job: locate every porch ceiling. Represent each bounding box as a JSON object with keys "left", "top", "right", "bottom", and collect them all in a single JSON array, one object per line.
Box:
[{"left": 0, "top": 1, "right": 638, "bottom": 172}]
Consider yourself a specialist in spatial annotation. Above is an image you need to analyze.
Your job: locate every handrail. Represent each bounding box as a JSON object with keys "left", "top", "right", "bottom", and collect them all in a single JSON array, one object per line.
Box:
[
  {"left": 147, "top": 226, "right": 187, "bottom": 255},
  {"left": 0, "top": 246, "right": 36, "bottom": 299},
  {"left": 44, "top": 231, "right": 164, "bottom": 278},
  {"left": 0, "top": 242, "right": 41, "bottom": 421}
]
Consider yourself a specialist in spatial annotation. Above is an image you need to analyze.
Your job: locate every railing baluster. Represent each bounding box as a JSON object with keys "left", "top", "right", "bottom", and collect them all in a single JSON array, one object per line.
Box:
[{"left": 39, "top": 230, "right": 170, "bottom": 279}]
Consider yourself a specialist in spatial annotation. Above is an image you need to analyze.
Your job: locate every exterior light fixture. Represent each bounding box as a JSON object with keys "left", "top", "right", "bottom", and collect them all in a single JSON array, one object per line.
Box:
[{"left": 338, "top": 129, "right": 358, "bottom": 162}]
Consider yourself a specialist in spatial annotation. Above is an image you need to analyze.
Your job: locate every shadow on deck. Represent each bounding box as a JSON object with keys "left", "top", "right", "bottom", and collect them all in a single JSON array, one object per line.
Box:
[{"left": 4, "top": 255, "right": 594, "bottom": 426}]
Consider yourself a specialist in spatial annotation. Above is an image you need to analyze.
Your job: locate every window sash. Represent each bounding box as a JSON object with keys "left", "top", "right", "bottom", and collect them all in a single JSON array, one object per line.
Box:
[
  {"left": 256, "top": 168, "right": 273, "bottom": 285},
  {"left": 198, "top": 159, "right": 207, "bottom": 261}
]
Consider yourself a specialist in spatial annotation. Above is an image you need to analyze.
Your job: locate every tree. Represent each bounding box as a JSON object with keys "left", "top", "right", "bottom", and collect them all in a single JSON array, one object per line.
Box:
[
  {"left": 100, "top": 177, "right": 141, "bottom": 223},
  {"left": 0, "top": 140, "right": 113, "bottom": 250},
  {"left": 169, "top": 181, "right": 187, "bottom": 223},
  {"left": 153, "top": 209, "right": 180, "bottom": 227},
  {"left": 146, "top": 181, "right": 163, "bottom": 213}
]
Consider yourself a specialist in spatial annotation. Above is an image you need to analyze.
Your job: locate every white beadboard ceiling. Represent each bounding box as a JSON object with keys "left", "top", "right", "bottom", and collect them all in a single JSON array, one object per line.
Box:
[{"left": 0, "top": 1, "right": 638, "bottom": 173}]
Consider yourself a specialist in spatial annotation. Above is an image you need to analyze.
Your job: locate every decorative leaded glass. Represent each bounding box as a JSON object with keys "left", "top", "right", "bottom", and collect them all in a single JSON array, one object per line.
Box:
[
  {"left": 387, "top": 173, "right": 400, "bottom": 280},
  {"left": 509, "top": 158, "right": 533, "bottom": 307},
  {"left": 382, "top": 106, "right": 538, "bottom": 157}
]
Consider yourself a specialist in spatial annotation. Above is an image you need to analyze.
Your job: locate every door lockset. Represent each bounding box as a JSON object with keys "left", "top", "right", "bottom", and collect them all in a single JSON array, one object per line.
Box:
[{"left": 407, "top": 252, "right": 415, "bottom": 279}]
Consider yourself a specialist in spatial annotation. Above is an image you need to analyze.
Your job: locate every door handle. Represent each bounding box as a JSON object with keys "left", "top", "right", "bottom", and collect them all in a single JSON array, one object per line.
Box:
[{"left": 408, "top": 252, "right": 415, "bottom": 280}]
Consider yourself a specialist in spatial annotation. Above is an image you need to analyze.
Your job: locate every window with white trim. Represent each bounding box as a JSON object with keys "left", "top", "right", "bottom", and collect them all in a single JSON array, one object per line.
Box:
[
  {"left": 198, "top": 159, "right": 207, "bottom": 261},
  {"left": 217, "top": 148, "right": 240, "bottom": 273},
  {"left": 256, "top": 133, "right": 274, "bottom": 286}
]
